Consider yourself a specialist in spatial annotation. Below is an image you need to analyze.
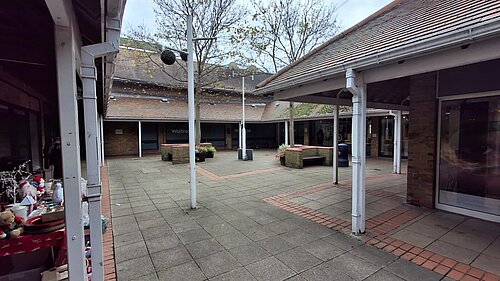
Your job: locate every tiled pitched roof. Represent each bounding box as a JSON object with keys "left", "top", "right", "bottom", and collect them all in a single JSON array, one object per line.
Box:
[
  {"left": 115, "top": 47, "right": 271, "bottom": 93},
  {"left": 106, "top": 96, "right": 266, "bottom": 122},
  {"left": 256, "top": 0, "right": 500, "bottom": 93}
]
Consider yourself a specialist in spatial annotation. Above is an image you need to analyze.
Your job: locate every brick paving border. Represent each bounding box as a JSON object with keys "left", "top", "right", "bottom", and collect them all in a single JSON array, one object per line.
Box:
[
  {"left": 263, "top": 176, "right": 500, "bottom": 281},
  {"left": 101, "top": 166, "right": 117, "bottom": 281}
]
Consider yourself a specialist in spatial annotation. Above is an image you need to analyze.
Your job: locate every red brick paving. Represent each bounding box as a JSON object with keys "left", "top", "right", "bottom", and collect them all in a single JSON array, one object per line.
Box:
[
  {"left": 262, "top": 176, "right": 500, "bottom": 281},
  {"left": 101, "top": 166, "right": 116, "bottom": 281}
]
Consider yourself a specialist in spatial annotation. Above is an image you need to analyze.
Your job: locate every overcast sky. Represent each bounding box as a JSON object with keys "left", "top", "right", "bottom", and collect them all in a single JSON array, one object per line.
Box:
[{"left": 122, "top": 0, "right": 394, "bottom": 34}]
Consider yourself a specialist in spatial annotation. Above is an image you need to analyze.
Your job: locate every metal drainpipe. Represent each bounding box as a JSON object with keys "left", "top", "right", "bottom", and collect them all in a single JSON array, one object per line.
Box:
[
  {"left": 81, "top": 18, "right": 120, "bottom": 281},
  {"left": 346, "top": 68, "right": 366, "bottom": 235},
  {"left": 389, "top": 110, "right": 402, "bottom": 174}
]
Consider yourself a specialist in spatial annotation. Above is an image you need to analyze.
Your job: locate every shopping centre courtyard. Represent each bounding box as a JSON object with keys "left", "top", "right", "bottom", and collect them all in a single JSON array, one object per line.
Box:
[{"left": 104, "top": 150, "right": 500, "bottom": 281}]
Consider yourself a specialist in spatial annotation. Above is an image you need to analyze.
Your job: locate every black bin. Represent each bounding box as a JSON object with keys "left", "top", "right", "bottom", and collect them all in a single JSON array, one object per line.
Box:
[{"left": 338, "top": 143, "right": 349, "bottom": 167}]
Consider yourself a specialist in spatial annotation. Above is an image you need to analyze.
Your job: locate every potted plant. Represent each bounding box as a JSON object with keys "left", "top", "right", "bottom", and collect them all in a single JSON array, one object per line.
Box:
[
  {"left": 195, "top": 146, "right": 208, "bottom": 162},
  {"left": 276, "top": 144, "right": 289, "bottom": 166},
  {"left": 205, "top": 146, "right": 216, "bottom": 158}
]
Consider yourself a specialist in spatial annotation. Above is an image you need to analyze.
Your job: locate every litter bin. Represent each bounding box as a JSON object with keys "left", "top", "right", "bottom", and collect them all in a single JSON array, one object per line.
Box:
[{"left": 338, "top": 143, "right": 349, "bottom": 167}]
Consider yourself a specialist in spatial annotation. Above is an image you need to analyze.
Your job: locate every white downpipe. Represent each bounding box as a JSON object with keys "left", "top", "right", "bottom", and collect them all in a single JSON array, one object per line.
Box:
[
  {"left": 346, "top": 68, "right": 366, "bottom": 235},
  {"left": 389, "top": 110, "right": 402, "bottom": 174},
  {"left": 138, "top": 121, "right": 142, "bottom": 157},
  {"left": 242, "top": 76, "right": 247, "bottom": 160},
  {"left": 333, "top": 105, "right": 339, "bottom": 184},
  {"left": 81, "top": 18, "right": 120, "bottom": 281},
  {"left": 187, "top": 14, "right": 197, "bottom": 209},
  {"left": 284, "top": 121, "right": 289, "bottom": 146},
  {"left": 100, "top": 115, "right": 105, "bottom": 166}
]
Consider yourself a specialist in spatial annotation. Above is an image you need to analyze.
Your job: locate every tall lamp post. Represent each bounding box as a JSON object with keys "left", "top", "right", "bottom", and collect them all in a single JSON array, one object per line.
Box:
[{"left": 160, "top": 14, "right": 215, "bottom": 209}]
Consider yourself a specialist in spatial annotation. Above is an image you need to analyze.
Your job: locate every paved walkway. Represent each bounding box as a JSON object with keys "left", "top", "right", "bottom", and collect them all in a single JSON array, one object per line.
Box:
[{"left": 104, "top": 150, "right": 499, "bottom": 281}]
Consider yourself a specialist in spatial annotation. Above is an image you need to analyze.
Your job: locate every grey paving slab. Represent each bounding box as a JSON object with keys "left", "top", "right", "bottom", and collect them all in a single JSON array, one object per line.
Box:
[
  {"left": 275, "top": 247, "right": 322, "bottom": 273},
  {"left": 150, "top": 245, "right": 193, "bottom": 271},
  {"left": 145, "top": 234, "right": 183, "bottom": 253},
  {"left": 113, "top": 220, "right": 140, "bottom": 235},
  {"left": 384, "top": 259, "right": 443, "bottom": 281},
  {"left": 279, "top": 229, "right": 318, "bottom": 246},
  {"left": 349, "top": 244, "right": 398, "bottom": 267},
  {"left": 196, "top": 251, "right": 242, "bottom": 279},
  {"left": 302, "top": 239, "right": 345, "bottom": 261},
  {"left": 363, "top": 269, "right": 404, "bottom": 281},
  {"left": 108, "top": 153, "right": 500, "bottom": 280},
  {"left": 471, "top": 253, "right": 500, "bottom": 276},
  {"left": 141, "top": 225, "right": 175, "bottom": 241},
  {"left": 216, "top": 231, "right": 253, "bottom": 249},
  {"left": 114, "top": 240, "right": 149, "bottom": 263},
  {"left": 186, "top": 238, "right": 225, "bottom": 259},
  {"left": 245, "top": 256, "right": 295, "bottom": 281},
  {"left": 321, "top": 232, "right": 363, "bottom": 251},
  {"left": 329, "top": 253, "right": 381, "bottom": 280},
  {"left": 228, "top": 243, "right": 270, "bottom": 266},
  {"left": 157, "top": 261, "right": 206, "bottom": 281},
  {"left": 240, "top": 225, "right": 278, "bottom": 241},
  {"left": 204, "top": 223, "right": 239, "bottom": 237},
  {"left": 256, "top": 235, "right": 296, "bottom": 255},
  {"left": 300, "top": 261, "right": 354, "bottom": 281},
  {"left": 391, "top": 229, "right": 435, "bottom": 248},
  {"left": 114, "top": 231, "right": 144, "bottom": 248},
  {"left": 209, "top": 267, "right": 257, "bottom": 281},
  {"left": 426, "top": 240, "right": 479, "bottom": 264},
  {"left": 116, "top": 256, "right": 155, "bottom": 281}
]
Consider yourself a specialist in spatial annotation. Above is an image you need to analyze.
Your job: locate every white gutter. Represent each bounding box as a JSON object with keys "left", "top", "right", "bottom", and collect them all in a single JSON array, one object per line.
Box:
[
  {"left": 255, "top": 19, "right": 500, "bottom": 95},
  {"left": 389, "top": 110, "right": 402, "bottom": 174},
  {"left": 81, "top": 18, "right": 121, "bottom": 281},
  {"left": 346, "top": 69, "right": 366, "bottom": 235}
]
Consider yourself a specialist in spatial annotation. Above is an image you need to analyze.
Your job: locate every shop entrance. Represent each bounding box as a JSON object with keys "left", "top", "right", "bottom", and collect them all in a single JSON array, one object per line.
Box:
[{"left": 437, "top": 94, "right": 500, "bottom": 221}]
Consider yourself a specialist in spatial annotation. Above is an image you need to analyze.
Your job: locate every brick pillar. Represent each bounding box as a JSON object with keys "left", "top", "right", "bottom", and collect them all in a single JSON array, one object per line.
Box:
[{"left": 407, "top": 72, "right": 437, "bottom": 208}]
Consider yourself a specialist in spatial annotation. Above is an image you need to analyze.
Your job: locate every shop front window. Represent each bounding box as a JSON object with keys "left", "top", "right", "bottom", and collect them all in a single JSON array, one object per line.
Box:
[
  {"left": 379, "top": 117, "right": 394, "bottom": 157},
  {"left": 438, "top": 96, "right": 500, "bottom": 216}
]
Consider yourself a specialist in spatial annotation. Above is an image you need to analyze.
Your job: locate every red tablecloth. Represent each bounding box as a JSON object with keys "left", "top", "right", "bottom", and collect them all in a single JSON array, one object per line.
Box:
[{"left": 0, "top": 229, "right": 66, "bottom": 264}]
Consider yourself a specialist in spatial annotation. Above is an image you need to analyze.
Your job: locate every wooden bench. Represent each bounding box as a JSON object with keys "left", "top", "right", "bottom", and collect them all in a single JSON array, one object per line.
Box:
[
  {"left": 303, "top": 155, "right": 326, "bottom": 166},
  {"left": 284, "top": 145, "right": 333, "bottom": 169}
]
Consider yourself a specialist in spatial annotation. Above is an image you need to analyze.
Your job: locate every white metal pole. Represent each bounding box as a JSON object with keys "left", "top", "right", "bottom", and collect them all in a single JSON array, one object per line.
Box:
[
  {"left": 395, "top": 111, "right": 402, "bottom": 174},
  {"left": 284, "top": 121, "right": 289, "bottom": 146},
  {"left": 242, "top": 76, "right": 247, "bottom": 160},
  {"left": 187, "top": 14, "right": 197, "bottom": 209},
  {"left": 55, "top": 25, "right": 87, "bottom": 280},
  {"left": 333, "top": 105, "right": 339, "bottom": 184},
  {"left": 238, "top": 121, "right": 242, "bottom": 149},
  {"left": 138, "top": 121, "right": 142, "bottom": 158}
]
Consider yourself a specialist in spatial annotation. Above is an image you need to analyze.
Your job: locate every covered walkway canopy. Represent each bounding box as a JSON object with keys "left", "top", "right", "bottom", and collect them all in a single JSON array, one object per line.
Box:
[
  {"left": 254, "top": 0, "right": 500, "bottom": 232},
  {"left": 1, "top": 0, "right": 126, "bottom": 279}
]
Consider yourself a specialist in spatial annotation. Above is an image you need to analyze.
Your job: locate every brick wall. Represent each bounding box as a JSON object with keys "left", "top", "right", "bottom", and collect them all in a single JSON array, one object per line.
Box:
[
  {"left": 104, "top": 122, "right": 138, "bottom": 156},
  {"left": 407, "top": 72, "right": 437, "bottom": 208}
]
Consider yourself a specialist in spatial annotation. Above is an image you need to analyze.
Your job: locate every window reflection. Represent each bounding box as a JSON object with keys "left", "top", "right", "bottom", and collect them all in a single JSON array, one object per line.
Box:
[{"left": 439, "top": 96, "right": 500, "bottom": 216}]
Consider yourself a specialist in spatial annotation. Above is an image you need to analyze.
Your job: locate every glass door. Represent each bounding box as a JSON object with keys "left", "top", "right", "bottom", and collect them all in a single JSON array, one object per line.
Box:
[
  {"left": 438, "top": 96, "right": 500, "bottom": 218},
  {"left": 379, "top": 117, "right": 394, "bottom": 157}
]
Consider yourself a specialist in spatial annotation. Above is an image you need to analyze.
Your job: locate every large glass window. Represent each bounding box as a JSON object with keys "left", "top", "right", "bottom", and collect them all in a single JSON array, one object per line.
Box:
[{"left": 438, "top": 96, "right": 500, "bottom": 216}]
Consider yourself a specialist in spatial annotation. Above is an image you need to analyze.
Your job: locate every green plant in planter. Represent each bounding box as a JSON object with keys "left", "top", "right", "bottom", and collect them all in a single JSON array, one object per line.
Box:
[
  {"left": 276, "top": 144, "right": 289, "bottom": 159},
  {"left": 205, "top": 146, "right": 216, "bottom": 158}
]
